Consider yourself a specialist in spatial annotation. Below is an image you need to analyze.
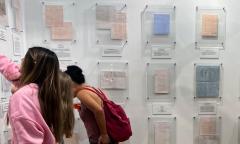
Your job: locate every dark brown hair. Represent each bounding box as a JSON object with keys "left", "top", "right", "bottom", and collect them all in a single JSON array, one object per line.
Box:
[
  {"left": 59, "top": 71, "right": 75, "bottom": 138},
  {"left": 20, "top": 47, "right": 63, "bottom": 142},
  {"left": 65, "top": 65, "right": 85, "bottom": 84}
]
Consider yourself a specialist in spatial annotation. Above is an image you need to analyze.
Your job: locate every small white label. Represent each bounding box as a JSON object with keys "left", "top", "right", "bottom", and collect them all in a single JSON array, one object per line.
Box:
[
  {"left": 200, "top": 48, "right": 219, "bottom": 59},
  {"left": 50, "top": 44, "right": 72, "bottom": 61},
  {"left": 151, "top": 47, "right": 172, "bottom": 59},
  {"left": 152, "top": 103, "right": 172, "bottom": 115},
  {"left": 198, "top": 103, "right": 217, "bottom": 115},
  {"left": 102, "top": 47, "right": 122, "bottom": 57}
]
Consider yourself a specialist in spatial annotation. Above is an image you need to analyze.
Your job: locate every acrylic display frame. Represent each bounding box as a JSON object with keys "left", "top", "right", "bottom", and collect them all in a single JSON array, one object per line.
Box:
[
  {"left": 195, "top": 7, "right": 226, "bottom": 49},
  {"left": 146, "top": 62, "right": 176, "bottom": 102},
  {"left": 97, "top": 61, "right": 129, "bottom": 104},
  {"left": 142, "top": 5, "right": 176, "bottom": 59},
  {"left": 95, "top": 3, "right": 127, "bottom": 57},
  {"left": 41, "top": 1, "right": 77, "bottom": 44},
  {"left": 193, "top": 115, "right": 221, "bottom": 144},
  {"left": 194, "top": 63, "right": 223, "bottom": 101},
  {"left": 148, "top": 116, "right": 176, "bottom": 144}
]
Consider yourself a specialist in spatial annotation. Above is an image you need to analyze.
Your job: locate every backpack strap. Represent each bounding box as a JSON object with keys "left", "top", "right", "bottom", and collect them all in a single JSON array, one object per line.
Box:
[{"left": 79, "top": 86, "right": 108, "bottom": 102}]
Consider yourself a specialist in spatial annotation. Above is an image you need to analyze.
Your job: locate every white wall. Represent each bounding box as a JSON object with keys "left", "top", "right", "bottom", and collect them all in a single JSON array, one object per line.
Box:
[
  {"left": 0, "top": 0, "right": 25, "bottom": 143},
  {"left": 23, "top": 0, "right": 240, "bottom": 144}
]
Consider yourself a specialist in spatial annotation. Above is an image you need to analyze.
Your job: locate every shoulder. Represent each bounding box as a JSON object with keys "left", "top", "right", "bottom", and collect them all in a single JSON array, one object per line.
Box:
[
  {"left": 77, "top": 87, "right": 99, "bottom": 97},
  {"left": 76, "top": 87, "right": 103, "bottom": 104},
  {"left": 10, "top": 83, "right": 40, "bottom": 119},
  {"left": 76, "top": 89, "right": 91, "bottom": 99},
  {"left": 12, "top": 83, "right": 38, "bottom": 102}
]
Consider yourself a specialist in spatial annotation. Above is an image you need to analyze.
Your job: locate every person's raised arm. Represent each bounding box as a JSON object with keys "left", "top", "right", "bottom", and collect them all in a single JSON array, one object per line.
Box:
[{"left": 0, "top": 54, "right": 21, "bottom": 81}]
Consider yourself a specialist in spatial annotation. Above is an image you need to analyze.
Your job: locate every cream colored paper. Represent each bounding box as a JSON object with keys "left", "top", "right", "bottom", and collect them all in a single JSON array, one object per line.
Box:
[
  {"left": 199, "top": 117, "right": 217, "bottom": 136},
  {"left": 154, "top": 69, "right": 170, "bottom": 94},
  {"left": 111, "top": 23, "right": 127, "bottom": 40},
  {"left": 111, "top": 12, "right": 127, "bottom": 40},
  {"left": 0, "top": 0, "right": 8, "bottom": 26},
  {"left": 45, "top": 5, "right": 64, "bottom": 27},
  {"left": 51, "top": 22, "right": 73, "bottom": 41},
  {"left": 96, "top": 5, "right": 115, "bottom": 29},
  {"left": 15, "top": 8, "right": 23, "bottom": 31},
  {"left": 202, "top": 14, "right": 218, "bottom": 37},
  {"left": 154, "top": 122, "right": 171, "bottom": 144},
  {"left": 100, "top": 70, "right": 127, "bottom": 89}
]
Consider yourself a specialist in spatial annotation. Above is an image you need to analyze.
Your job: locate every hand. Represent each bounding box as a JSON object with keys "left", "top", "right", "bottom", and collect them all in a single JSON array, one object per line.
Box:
[{"left": 98, "top": 134, "right": 110, "bottom": 144}]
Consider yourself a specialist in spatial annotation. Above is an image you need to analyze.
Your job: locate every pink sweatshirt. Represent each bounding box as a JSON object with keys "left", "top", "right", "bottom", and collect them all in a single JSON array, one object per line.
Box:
[{"left": 0, "top": 54, "right": 56, "bottom": 144}]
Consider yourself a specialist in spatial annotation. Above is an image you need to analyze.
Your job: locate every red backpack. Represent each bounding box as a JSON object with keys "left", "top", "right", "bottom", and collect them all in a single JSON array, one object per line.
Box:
[{"left": 83, "top": 87, "right": 132, "bottom": 142}]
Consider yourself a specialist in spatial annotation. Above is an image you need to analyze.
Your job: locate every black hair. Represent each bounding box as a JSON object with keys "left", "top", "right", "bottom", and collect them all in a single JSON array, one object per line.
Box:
[{"left": 64, "top": 65, "right": 85, "bottom": 84}]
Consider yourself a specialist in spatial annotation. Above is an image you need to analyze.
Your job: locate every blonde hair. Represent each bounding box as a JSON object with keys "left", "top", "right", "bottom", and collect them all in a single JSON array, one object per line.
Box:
[{"left": 59, "top": 71, "right": 75, "bottom": 138}]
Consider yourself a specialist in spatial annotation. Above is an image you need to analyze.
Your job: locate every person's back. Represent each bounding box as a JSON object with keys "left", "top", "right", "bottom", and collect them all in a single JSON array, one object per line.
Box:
[
  {"left": 9, "top": 83, "right": 55, "bottom": 144},
  {"left": 65, "top": 65, "right": 116, "bottom": 144},
  {"left": 0, "top": 47, "right": 65, "bottom": 143},
  {"left": 77, "top": 87, "right": 104, "bottom": 143}
]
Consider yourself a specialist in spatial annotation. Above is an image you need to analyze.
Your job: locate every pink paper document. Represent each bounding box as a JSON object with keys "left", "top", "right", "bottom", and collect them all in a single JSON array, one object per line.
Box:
[
  {"left": 201, "top": 14, "right": 218, "bottom": 37},
  {"left": 45, "top": 5, "right": 64, "bottom": 27},
  {"left": 199, "top": 117, "right": 217, "bottom": 136},
  {"left": 100, "top": 70, "right": 127, "bottom": 90},
  {"left": 154, "top": 122, "right": 171, "bottom": 144},
  {"left": 154, "top": 69, "right": 170, "bottom": 94},
  {"left": 111, "top": 12, "right": 127, "bottom": 40},
  {"left": 51, "top": 22, "right": 73, "bottom": 41}
]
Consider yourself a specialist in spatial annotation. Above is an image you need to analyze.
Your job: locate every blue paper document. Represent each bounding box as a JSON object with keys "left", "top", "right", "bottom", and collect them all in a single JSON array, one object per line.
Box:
[
  {"left": 153, "top": 14, "right": 170, "bottom": 35},
  {"left": 196, "top": 66, "right": 220, "bottom": 82},
  {"left": 196, "top": 82, "right": 219, "bottom": 97},
  {"left": 196, "top": 65, "right": 220, "bottom": 98}
]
